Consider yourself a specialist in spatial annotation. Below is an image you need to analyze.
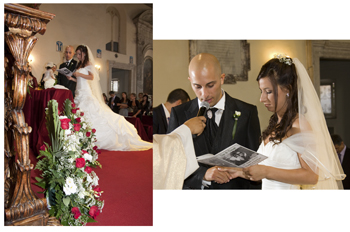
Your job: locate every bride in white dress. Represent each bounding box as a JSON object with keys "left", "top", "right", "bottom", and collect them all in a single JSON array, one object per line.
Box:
[
  {"left": 218, "top": 55, "right": 345, "bottom": 189},
  {"left": 67, "top": 45, "right": 152, "bottom": 151}
]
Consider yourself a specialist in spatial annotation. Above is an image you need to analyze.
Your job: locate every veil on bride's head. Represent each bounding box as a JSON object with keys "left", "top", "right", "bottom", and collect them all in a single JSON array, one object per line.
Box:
[
  {"left": 258, "top": 55, "right": 345, "bottom": 189},
  {"left": 76, "top": 44, "right": 109, "bottom": 111}
]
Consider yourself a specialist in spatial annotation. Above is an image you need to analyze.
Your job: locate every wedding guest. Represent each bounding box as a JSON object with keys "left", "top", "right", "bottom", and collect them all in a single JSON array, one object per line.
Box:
[
  {"left": 117, "top": 92, "right": 130, "bottom": 117},
  {"left": 27, "top": 65, "right": 38, "bottom": 90},
  {"left": 102, "top": 93, "right": 108, "bottom": 104},
  {"left": 43, "top": 62, "right": 57, "bottom": 89},
  {"left": 331, "top": 134, "right": 350, "bottom": 189},
  {"left": 108, "top": 91, "right": 120, "bottom": 113},
  {"left": 57, "top": 45, "right": 78, "bottom": 97},
  {"left": 140, "top": 94, "right": 151, "bottom": 116},
  {"left": 138, "top": 92, "right": 144, "bottom": 103},
  {"left": 153, "top": 88, "right": 190, "bottom": 135},
  {"left": 129, "top": 93, "right": 141, "bottom": 118}
]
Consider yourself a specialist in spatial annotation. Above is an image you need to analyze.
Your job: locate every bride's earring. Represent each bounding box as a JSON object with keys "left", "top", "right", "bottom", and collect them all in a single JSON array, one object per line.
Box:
[{"left": 286, "top": 93, "right": 289, "bottom": 97}]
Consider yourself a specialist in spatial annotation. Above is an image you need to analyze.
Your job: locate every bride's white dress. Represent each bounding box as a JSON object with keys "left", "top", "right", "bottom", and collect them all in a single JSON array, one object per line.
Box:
[
  {"left": 257, "top": 136, "right": 302, "bottom": 190},
  {"left": 74, "top": 65, "right": 152, "bottom": 151}
]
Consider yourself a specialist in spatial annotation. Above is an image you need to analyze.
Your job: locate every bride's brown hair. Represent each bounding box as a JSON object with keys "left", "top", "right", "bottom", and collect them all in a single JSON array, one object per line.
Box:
[
  {"left": 76, "top": 45, "right": 89, "bottom": 69},
  {"left": 257, "top": 58, "right": 298, "bottom": 144}
]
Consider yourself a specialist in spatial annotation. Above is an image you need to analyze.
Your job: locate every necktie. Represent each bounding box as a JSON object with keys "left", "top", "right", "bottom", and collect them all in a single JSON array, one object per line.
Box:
[
  {"left": 338, "top": 153, "right": 342, "bottom": 164},
  {"left": 206, "top": 108, "right": 218, "bottom": 148},
  {"left": 167, "top": 117, "right": 170, "bottom": 125},
  {"left": 66, "top": 61, "right": 70, "bottom": 67}
]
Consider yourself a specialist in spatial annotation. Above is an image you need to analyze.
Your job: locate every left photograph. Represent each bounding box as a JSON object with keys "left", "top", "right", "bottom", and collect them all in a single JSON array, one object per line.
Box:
[{"left": 4, "top": 3, "right": 153, "bottom": 226}]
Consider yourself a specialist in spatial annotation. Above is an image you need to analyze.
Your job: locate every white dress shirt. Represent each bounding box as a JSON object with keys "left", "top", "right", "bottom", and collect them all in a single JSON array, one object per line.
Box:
[{"left": 162, "top": 103, "right": 170, "bottom": 125}]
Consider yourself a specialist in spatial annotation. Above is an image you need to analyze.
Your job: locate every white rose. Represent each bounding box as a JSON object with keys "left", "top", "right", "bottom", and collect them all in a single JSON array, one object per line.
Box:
[
  {"left": 78, "top": 191, "right": 85, "bottom": 199},
  {"left": 86, "top": 174, "right": 92, "bottom": 183},
  {"left": 92, "top": 176, "right": 99, "bottom": 186},
  {"left": 83, "top": 153, "right": 93, "bottom": 162},
  {"left": 80, "top": 117, "right": 84, "bottom": 122},
  {"left": 63, "top": 177, "right": 77, "bottom": 195},
  {"left": 235, "top": 111, "right": 241, "bottom": 117}
]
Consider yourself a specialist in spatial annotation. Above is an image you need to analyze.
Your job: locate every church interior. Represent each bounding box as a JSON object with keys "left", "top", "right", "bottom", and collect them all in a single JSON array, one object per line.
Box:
[{"left": 4, "top": 3, "right": 153, "bottom": 226}]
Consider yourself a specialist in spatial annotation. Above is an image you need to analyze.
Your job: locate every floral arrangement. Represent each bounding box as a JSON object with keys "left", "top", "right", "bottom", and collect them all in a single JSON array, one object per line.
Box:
[
  {"left": 274, "top": 53, "right": 293, "bottom": 65},
  {"left": 232, "top": 111, "right": 241, "bottom": 140},
  {"left": 35, "top": 99, "right": 104, "bottom": 226}
]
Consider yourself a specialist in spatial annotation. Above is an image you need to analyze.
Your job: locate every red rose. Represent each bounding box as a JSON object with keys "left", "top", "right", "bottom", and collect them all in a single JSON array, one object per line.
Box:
[
  {"left": 93, "top": 186, "right": 102, "bottom": 196},
  {"left": 73, "top": 123, "right": 81, "bottom": 131},
  {"left": 86, "top": 131, "right": 91, "bottom": 137},
  {"left": 82, "top": 150, "right": 88, "bottom": 154},
  {"left": 76, "top": 117, "right": 81, "bottom": 123},
  {"left": 89, "top": 206, "right": 100, "bottom": 219},
  {"left": 71, "top": 207, "right": 81, "bottom": 219},
  {"left": 75, "top": 158, "right": 86, "bottom": 168},
  {"left": 92, "top": 128, "right": 96, "bottom": 133},
  {"left": 60, "top": 118, "right": 71, "bottom": 130},
  {"left": 71, "top": 103, "right": 76, "bottom": 108},
  {"left": 40, "top": 144, "right": 47, "bottom": 151},
  {"left": 72, "top": 108, "right": 77, "bottom": 114},
  {"left": 80, "top": 112, "right": 84, "bottom": 116},
  {"left": 93, "top": 146, "right": 98, "bottom": 150},
  {"left": 85, "top": 166, "right": 92, "bottom": 174}
]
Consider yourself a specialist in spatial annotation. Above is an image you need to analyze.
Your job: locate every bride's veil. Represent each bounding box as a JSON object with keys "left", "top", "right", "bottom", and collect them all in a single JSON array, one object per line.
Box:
[
  {"left": 84, "top": 45, "right": 111, "bottom": 112},
  {"left": 291, "top": 58, "right": 345, "bottom": 189}
]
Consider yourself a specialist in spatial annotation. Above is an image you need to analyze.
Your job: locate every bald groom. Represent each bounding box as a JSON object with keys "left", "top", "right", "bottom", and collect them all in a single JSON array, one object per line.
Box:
[{"left": 167, "top": 53, "right": 261, "bottom": 189}]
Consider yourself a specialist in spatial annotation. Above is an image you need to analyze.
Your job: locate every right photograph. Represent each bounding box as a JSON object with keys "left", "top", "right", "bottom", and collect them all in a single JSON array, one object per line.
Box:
[{"left": 153, "top": 40, "right": 350, "bottom": 190}]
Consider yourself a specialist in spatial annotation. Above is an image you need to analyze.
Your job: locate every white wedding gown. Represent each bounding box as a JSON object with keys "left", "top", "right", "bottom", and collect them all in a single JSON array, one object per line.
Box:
[
  {"left": 257, "top": 136, "right": 302, "bottom": 190},
  {"left": 74, "top": 65, "right": 152, "bottom": 151}
]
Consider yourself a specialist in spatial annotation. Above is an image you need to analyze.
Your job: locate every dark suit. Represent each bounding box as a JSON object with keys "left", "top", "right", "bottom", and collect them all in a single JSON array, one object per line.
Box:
[
  {"left": 57, "top": 59, "right": 78, "bottom": 97},
  {"left": 153, "top": 104, "right": 168, "bottom": 134},
  {"left": 341, "top": 147, "right": 350, "bottom": 189},
  {"left": 108, "top": 96, "right": 120, "bottom": 113},
  {"left": 168, "top": 92, "right": 261, "bottom": 189}
]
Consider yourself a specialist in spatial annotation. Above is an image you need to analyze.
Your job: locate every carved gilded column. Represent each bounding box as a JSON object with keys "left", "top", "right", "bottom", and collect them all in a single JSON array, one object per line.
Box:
[{"left": 4, "top": 3, "right": 60, "bottom": 226}]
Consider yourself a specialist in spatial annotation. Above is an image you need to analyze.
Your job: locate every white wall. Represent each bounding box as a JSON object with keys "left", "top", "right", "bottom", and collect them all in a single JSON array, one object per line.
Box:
[
  {"left": 30, "top": 4, "right": 151, "bottom": 94},
  {"left": 153, "top": 40, "right": 308, "bottom": 131}
]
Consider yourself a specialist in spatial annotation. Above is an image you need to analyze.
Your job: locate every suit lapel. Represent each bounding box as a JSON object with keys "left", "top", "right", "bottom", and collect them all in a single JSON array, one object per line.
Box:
[{"left": 185, "top": 98, "right": 199, "bottom": 119}]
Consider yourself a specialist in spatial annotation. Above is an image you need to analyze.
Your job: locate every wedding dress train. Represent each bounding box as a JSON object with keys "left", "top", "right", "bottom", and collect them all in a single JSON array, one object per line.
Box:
[{"left": 74, "top": 65, "right": 152, "bottom": 151}]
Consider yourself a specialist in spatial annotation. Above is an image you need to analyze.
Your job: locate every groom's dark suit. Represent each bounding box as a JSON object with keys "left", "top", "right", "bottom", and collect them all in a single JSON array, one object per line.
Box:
[
  {"left": 168, "top": 92, "right": 261, "bottom": 189},
  {"left": 153, "top": 104, "right": 168, "bottom": 134},
  {"left": 57, "top": 59, "right": 78, "bottom": 97},
  {"left": 341, "top": 146, "right": 350, "bottom": 189}
]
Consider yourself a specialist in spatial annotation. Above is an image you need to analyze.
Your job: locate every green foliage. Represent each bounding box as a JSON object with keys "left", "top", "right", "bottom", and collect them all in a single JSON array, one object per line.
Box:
[{"left": 34, "top": 99, "right": 103, "bottom": 226}]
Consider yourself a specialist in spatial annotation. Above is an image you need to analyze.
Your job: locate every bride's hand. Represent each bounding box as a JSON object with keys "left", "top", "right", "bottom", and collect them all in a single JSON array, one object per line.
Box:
[
  {"left": 242, "top": 165, "right": 268, "bottom": 181},
  {"left": 217, "top": 166, "right": 244, "bottom": 179}
]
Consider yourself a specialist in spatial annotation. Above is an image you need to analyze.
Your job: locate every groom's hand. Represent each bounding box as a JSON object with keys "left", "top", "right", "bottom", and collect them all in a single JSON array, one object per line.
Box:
[{"left": 204, "top": 166, "right": 231, "bottom": 184}]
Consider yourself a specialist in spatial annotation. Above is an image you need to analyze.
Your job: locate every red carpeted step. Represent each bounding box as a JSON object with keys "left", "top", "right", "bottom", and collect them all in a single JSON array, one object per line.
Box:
[{"left": 30, "top": 148, "right": 153, "bottom": 226}]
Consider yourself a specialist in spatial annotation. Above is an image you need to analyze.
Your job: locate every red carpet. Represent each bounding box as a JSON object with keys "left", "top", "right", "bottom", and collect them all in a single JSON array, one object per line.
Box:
[{"left": 30, "top": 148, "right": 153, "bottom": 226}]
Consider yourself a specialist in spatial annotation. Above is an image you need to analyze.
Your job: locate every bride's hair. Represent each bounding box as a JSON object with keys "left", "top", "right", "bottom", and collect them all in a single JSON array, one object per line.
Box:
[
  {"left": 257, "top": 58, "right": 298, "bottom": 144},
  {"left": 76, "top": 45, "right": 90, "bottom": 68}
]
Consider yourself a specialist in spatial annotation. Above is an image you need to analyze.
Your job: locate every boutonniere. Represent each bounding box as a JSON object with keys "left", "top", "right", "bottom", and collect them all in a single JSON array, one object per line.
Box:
[{"left": 232, "top": 111, "right": 241, "bottom": 140}]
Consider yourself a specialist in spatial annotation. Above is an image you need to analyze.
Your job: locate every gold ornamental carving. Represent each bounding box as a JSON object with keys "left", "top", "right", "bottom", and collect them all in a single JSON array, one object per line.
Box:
[{"left": 4, "top": 3, "right": 60, "bottom": 226}]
